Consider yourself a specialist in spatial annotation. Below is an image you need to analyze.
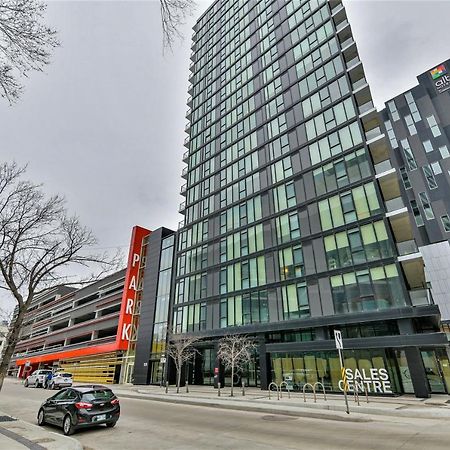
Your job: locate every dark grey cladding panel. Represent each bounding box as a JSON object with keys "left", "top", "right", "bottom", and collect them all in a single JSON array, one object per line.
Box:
[
  {"left": 318, "top": 277, "right": 334, "bottom": 316},
  {"left": 308, "top": 203, "right": 321, "bottom": 235},
  {"left": 294, "top": 177, "right": 305, "bottom": 204},
  {"left": 312, "top": 238, "right": 327, "bottom": 274},
  {"left": 303, "top": 171, "right": 315, "bottom": 202},
  {"left": 299, "top": 208, "right": 311, "bottom": 237},
  {"left": 302, "top": 242, "right": 316, "bottom": 276},
  {"left": 265, "top": 252, "right": 276, "bottom": 285},
  {"left": 308, "top": 282, "right": 322, "bottom": 318}
]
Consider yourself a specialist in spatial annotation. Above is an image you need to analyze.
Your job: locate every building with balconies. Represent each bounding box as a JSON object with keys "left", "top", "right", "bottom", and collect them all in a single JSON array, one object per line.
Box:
[
  {"left": 380, "top": 59, "right": 450, "bottom": 364},
  {"left": 171, "top": 0, "right": 449, "bottom": 397}
]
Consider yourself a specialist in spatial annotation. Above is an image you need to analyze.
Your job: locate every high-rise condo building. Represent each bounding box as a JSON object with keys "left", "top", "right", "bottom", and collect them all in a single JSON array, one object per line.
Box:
[
  {"left": 380, "top": 59, "right": 450, "bottom": 330},
  {"left": 175, "top": 0, "right": 449, "bottom": 397}
]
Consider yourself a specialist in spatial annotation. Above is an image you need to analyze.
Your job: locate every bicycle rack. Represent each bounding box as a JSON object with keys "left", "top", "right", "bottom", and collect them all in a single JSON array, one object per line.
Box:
[
  {"left": 279, "top": 381, "right": 291, "bottom": 399},
  {"left": 302, "top": 383, "right": 316, "bottom": 403},
  {"left": 268, "top": 382, "right": 280, "bottom": 400},
  {"left": 313, "top": 382, "right": 327, "bottom": 401}
]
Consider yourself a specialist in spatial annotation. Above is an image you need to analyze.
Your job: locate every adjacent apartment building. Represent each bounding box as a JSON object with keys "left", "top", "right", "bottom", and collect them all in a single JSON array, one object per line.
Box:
[
  {"left": 172, "top": 0, "right": 449, "bottom": 397},
  {"left": 380, "top": 59, "right": 450, "bottom": 330}
]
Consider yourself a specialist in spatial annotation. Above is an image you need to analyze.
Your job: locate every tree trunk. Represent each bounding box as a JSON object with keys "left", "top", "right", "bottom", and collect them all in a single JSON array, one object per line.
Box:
[
  {"left": 176, "top": 361, "right": 181, "bottom": 394},
  {"left": 231, "top": 364, "right": 234, "bottom": 397},
  {"left": 0, "top": 305, "right": 26, "bottom": 393}
]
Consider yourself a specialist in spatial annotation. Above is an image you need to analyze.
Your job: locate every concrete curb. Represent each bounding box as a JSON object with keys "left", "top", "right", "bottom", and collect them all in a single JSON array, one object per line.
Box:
[
  {"left": 115, "top": 391, "right": 371, "bottom": 422},
  {"left": 0, "top": 411, "right": 82, "bottom": 450},
  {"left": 114, "top": 390, "right": 450, "bottom": 420}
]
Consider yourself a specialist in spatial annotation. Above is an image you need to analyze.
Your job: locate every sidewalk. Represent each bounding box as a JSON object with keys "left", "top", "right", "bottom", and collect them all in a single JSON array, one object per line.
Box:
[
  {"left": 112, "top": 383, "right": 450, "bottom": 421},
  {"left": 0, "top": 412, "right": 82, "bottom": 450}
]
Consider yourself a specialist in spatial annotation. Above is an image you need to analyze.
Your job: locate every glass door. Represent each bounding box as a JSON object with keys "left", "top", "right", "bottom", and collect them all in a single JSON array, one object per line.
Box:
[{"left": 421, "top": 350, "right": 447, "bottom": 394}]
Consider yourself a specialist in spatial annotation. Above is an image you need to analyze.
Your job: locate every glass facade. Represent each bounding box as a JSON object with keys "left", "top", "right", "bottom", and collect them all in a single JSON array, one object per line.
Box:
[{"left": 168, "top": 0, "right": 449, "bottom": 397}]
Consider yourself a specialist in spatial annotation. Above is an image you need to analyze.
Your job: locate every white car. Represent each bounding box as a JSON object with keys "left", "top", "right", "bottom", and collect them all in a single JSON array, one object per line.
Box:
[
  {"left": 46, "top": 371, "right": 73, "bottom": 390},
  {"left": 24, "top": 369, "right": 53, "bottom": 388}
]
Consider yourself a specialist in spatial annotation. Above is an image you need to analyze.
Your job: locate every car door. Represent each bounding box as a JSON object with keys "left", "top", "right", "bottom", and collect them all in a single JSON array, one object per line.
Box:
[
  {"left": 54, "top": 389, "right": 78, "bottom": 425},
  {"left": 44, "top": 389, "right": 68, "bottom": 424}
]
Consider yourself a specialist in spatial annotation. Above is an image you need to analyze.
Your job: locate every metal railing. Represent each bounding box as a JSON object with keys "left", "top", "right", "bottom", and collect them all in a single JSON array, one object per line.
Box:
[
  {"left": 352, "top": 77, "right": 367, "bottom": 91},
  {"left": 358, "top": 100, "right": 375, "bottom": 115},
  {"left": 365, "top": 126, "right": 382, "bottom": 142}
]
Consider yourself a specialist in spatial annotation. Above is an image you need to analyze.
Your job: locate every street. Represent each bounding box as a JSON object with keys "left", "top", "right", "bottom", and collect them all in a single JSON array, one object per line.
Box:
[{"left": 1, "top": 379, "right": 450, "bottom": 450}]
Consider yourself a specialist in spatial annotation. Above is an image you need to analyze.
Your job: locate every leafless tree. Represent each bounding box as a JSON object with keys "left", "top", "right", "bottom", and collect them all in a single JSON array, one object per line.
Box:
[
  {"left": 160, "top": 0, "right": 195, "bottom": 51},
  {"left": 167, "top": 331, "right": 199, "bottom": 393},
  {"left": 0, "top": 162, "right": 120, "bottom": 392},
  {"left": 217, "top": 335, "right": 256, "bottom": 397},
  {"left": 0, "top": 1, "right": 60, "bottom": 104}
]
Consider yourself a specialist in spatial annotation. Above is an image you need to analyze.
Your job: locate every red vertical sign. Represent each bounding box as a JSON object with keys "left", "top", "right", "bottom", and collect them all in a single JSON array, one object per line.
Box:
[{"left": 116, "top": 225, "right": 151, "bottom": 350}]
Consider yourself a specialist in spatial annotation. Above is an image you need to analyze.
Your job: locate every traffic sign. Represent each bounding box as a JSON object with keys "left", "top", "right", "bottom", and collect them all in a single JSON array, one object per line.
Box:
[{"left": 334, "top": 329, "right": 343, "bottom": 350}]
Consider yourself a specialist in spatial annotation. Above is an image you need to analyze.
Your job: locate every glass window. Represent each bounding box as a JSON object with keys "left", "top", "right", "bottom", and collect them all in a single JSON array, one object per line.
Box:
[
  {"left": 423, "top": 165, "right": 438, "bottom": 189},
  {"left": 423, "top": 140, "right": 434, "bottom": 153},
  {"left": 431, "top": 162, "right": 442, "bottom": 175},
  {"left": 387, "top": 100, "right": 400, "bottom": 121},
  {"left": 427, "top": 115, "right": 441, "bottom": 137},
  {"left": 419, "top": 192, "right": 434, "bottom": 220},
  {"left": 439, "top": 145, "right": 450, "bottom": 159},
  {"left": 441, "top": 215, "right": 450, "bottom": 232},
  {"left": 400, "top": 167, "right": 411, "bottom": 189},
  {"left": 410, "top": 200, "right": 424, "bottom": 226}
]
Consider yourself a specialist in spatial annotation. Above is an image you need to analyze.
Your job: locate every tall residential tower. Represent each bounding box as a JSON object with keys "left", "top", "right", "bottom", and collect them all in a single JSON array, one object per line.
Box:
[{"left": 175, "top": 0, "right": 449, "bottom": 397}]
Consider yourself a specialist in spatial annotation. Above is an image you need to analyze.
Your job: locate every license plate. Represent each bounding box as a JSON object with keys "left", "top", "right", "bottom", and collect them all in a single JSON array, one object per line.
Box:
[{"left": 95, "top": 414, "right": 106, "bottom": 422}]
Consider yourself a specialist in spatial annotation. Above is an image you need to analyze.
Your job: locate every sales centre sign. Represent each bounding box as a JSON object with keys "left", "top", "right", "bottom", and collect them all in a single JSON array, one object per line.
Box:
[{"left": 338, "top": 368, "right": 392, "bottom": 394}]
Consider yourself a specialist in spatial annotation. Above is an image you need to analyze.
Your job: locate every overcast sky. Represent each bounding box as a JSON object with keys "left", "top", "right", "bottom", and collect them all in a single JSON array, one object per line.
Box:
[{"left": 1, "top": 0, "right": 450, "bottom": 309}]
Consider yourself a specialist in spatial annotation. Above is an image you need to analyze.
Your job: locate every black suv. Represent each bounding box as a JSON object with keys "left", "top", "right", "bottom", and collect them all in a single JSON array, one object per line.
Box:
[{"left": 37, "top": 385, "right": 120, "bottom": 435}]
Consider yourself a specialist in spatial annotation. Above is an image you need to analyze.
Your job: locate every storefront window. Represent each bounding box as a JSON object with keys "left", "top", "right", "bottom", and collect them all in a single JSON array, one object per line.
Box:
[{"left": 270, "top": 349, "right": 401, "bottom": 394}]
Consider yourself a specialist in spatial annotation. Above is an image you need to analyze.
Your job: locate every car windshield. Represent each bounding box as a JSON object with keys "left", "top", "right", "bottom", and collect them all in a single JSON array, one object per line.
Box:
[
  {"left": 56, "top": 373, "right": 72, "bottom": 378},
  {"left": 81, "top": 390, "right": 114, "bottom": 402}
]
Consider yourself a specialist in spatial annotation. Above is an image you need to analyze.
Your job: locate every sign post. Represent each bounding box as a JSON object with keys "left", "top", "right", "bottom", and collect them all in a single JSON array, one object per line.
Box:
[{"left": 334, "top": 329, "right": 349, "bottom": 415}]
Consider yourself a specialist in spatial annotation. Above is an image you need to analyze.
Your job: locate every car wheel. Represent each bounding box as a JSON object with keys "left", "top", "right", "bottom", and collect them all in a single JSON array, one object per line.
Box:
[
  {"left": 106, "top": 421, "right": 117, "bottom": 428},
  {"left": 37, "top": 409, "right": 46, "bottom": 426},
  {"left": 35, "top": 380, "right": 40, "bottom": 389},
  {"left": 24, "top": 379, "right": 29, "bottom": 388},
  {"left": 63, "top": 415, "right": 75, "bottom": 436}
]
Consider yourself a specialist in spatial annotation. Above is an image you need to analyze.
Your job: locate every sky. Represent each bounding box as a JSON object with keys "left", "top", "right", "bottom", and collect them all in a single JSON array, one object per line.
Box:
[{"left": 1, "top": 0, "right": 450, "bottom": 310}]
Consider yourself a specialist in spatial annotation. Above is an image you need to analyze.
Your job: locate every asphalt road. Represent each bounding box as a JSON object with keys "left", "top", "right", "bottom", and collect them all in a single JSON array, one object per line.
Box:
[{"left": 1, "top": 378, "right": 450, "bottom": 450}]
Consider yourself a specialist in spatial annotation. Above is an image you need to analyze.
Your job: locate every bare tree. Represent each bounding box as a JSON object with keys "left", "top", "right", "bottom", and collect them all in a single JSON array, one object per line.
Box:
[
  {"left": 0, "top": 1, "right": 60, "bottom": 104},
  {"left": 167, "top": 331, "right": 199, "bottom": 393},
  {"left": 217, "top": 335, "right": 256, "bottom": 397},
  {"left": 0, "top": 162, "right": 119, "bottom": 392},
  {"left": 160, "top": 0, "right": 195, "bottom": 51}
]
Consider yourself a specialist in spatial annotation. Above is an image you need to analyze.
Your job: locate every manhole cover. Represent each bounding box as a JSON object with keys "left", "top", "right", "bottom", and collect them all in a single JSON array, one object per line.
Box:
[
  {"left": 261, "top": 415, "right": 297, "bottom": 422},
  {"left": 0, "top": 416, "right": 17, "bottom": 422}
]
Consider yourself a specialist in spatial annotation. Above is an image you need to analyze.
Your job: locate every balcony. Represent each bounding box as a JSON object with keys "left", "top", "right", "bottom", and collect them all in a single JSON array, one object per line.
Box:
[
  {"left": 352, "top": 79, "right": 371, "bottom": 107},
  {"left": 185, "top": 108, "right": 192, "bottom": 119},
  {"left": 385, "top": 196, "right": 406, "bottom": 214},
  {"left": 181, "top": 166, "right": 188, "bottom": 178},
  {"left": 182, "top": 150, "right": 189, "bottom": 162},
  {"left": 187, "top": 83, "right": 193, "bottom": 94},
  {"left": 374, "top": 159, "right": 394, "bottom": 176},
  {"left": 179, "top": 201, "right": 186, "bottom": 213},
  {"left": 366, "top": 128, "right": 389, "bottom": 163},
  {"left": 358, "top": 100, "right": 378, "bottom": 131},
  {"left": 336, "top": 19, "right": 351, "bottom": 42},
  {"left": 409, "top": 289, "right": 433, "bottom": 307},
  {"left": 185, "top": 122, "right": 190, "bottom": 133},
  {"left": 340, "top": 36, "right": 356, "bottom": 61},
  {"left": 184, "top": 135, "right": 190, "bottom": 147},
  {"left": 187, "top": 95, "right": 193, "bottom": 106},
  {"left": 178, "top": 219, "right": 185, "bottom": 230},
  {"left": 180, "top": 183, "right": 187, "bottom": 195},
  {"left": 397, "top": 239, "right": 419, "bottom": 257},
  {"left": 331, "top": 1, "right": 345, "bottom": 20}
]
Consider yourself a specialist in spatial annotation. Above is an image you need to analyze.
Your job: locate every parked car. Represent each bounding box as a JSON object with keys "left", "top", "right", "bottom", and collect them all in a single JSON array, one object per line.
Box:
[
  {"left": 24, "top": 369, "right": 53, "bottom": 388},
  {"left": 37, "top": 385, "right": 120, "bottom": 435},
  {"left": 46, "top": 372, "right": 73, "bottom": 390}
]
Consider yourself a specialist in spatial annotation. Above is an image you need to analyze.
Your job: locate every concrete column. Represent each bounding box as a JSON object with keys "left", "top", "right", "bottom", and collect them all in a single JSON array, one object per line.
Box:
[
  {"left": 258, "top": 335, "right": 270, "bottom": 390},
  {"left": 405, "top": 347, "right": 430, "bottom": 398}
]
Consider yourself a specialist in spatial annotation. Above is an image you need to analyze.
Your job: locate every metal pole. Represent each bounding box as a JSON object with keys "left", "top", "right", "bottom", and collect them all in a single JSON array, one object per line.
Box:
[
  {"left": 218, "top": 382, "right": 221, "bottom": 397},
  {"left": 165, "top": 381, "right": 168, "bottom": 394},
  {"left": 241, "top": 380, "right": 245, "bottom": 396},
  {"left": 338, "top": 348, "right": 350, "bottom": 414},
  {"left": 186, "top": 380, "right": 189, "bottom": 393}
]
